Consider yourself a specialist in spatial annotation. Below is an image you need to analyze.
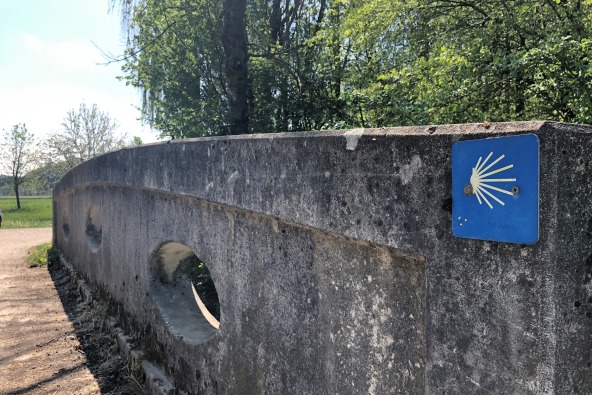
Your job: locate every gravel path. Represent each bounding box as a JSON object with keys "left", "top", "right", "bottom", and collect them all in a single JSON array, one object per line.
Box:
[{"left": 0, "top": 228, "right": 101, "bottom": 394}]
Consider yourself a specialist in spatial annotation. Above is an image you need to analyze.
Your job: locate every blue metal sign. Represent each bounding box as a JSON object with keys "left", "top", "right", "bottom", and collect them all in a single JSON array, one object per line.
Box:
[{"left": 452, "top": 134, "right": 539, "bottom": 244}]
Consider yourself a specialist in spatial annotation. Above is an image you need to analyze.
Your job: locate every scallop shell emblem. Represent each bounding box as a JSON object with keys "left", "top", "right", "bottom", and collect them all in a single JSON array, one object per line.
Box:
[{"left": 469, "top": 152, "right": 516, "bottom": 209}]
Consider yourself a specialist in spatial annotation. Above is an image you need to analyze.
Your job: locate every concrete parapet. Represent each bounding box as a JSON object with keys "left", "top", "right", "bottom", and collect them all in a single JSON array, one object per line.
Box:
[{"left": 53, "top": 122, "right": 592, "bottom": 394}]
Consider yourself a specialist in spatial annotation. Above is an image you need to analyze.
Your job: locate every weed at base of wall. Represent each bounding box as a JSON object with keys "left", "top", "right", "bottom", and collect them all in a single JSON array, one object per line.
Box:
[{"left": 27, "top": 243, "right": 58, "bottom": 268}]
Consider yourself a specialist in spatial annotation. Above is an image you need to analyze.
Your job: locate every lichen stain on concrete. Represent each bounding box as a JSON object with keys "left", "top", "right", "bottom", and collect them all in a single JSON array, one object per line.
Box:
[
  {"left": 400, "top": 155, "right": 422, "bottom": 185},
  {"left": 368, "top": 375, "right": 378, "bottom": 395},
  {"left": 346, "top": 285, "right": 397, "bottom": 394},
  {"left": 270, "top": 217, "right": 279, "bottom": 233},
  {"left": 344, "top": 129, "right": 365, "bottom": 151},
  {"left": 227, "top": 171, "right": 239, "bottom": 184},
  {"left": 225, "top": 210, "right": 236, "bottom": 237},
  {"left": 367, "top": 293, "right": 396, "bottom": 393}
]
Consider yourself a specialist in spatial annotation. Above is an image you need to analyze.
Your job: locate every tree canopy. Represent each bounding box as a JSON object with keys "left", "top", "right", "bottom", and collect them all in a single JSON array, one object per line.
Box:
[
  {"left": 1, "top": 124, "right": 37, "bottom": 208},
  {"left": 0, "top": 103, "right": 136, "bottom": 195},
  {"left": 46, "top": 102, "right": 126, "bottom": 171},
  {"left": 115, "top": 0, "right": 592, "bottom": 138}
]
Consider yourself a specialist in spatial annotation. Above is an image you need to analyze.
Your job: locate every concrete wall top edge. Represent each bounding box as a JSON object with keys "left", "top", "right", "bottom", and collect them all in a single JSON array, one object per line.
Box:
[
  {"left": 55, "top": 120, "right": 563, "bottom": 191},
  {"left": 53, "top": 120, "right": 583, "bottom": 197},
  {"left": 57, "top": 121, "right": 585, "bottom": 177},
  {"left": 56, "top": 121, "right": 577, "bottom": 178},
  {"left": 52, "top": 121, "right": 589, "bottom": 255},
  {"left": 127, "top": 120, "right": 557, "bottom": 147}
]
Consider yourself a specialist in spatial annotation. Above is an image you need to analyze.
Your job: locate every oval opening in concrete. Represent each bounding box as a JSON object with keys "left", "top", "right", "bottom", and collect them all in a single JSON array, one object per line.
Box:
[
  {"left": 85, "top": 205, "right": 102, "bottom": 252},
  {"left": 150, "top": 242, "right": 220, "bottom": 342},
  {"left": 62, "top": 209, "right": 70, "bottom": 240}
]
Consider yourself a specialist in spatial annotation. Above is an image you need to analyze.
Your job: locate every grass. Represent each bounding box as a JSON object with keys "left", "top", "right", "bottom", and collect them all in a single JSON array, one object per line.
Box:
[
  {"left": 0, "top": 196, "right": 52, "bottom": 228},
  {"left": 27, "top": 242, "right": 58, "bottom": 267}
]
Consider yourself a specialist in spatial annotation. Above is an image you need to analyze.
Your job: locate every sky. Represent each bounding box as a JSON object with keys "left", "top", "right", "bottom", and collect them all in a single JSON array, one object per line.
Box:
[{"left": 0, "top": 0, "right": 159, "bottom": 144}]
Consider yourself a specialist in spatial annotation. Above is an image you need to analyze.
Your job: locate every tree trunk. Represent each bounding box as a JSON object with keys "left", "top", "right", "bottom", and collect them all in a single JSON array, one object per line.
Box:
[
  {"left": 222, "top": 0, "right": 249, "bottom": 134},
  {"left": 14, "top": 181, "right": 21, "bottom": 209},
  {"left": 271, "top": 0, "right": 282, "bottom": 45}
]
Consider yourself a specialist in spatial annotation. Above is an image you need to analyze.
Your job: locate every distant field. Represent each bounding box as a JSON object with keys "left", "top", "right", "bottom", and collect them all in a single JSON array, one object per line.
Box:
[{"left": 0, "top": 197, "right": 52, "bottom": 228}]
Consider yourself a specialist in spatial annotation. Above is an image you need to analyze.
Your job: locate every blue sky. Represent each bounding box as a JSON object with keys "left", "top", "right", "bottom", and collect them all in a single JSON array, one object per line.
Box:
[{"left": 0, "top": 0, "right": 158, "bottom": 143}]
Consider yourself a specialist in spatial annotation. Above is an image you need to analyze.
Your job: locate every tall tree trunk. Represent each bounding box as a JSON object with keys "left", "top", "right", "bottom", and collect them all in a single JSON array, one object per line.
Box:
[
  {"left": 14, "top": 181, "right": 21, "bottom": 209},
  {"left": 271, "top": 0, "right": 282, "bottom": 45},
  {"left": 222, "top": 0, "right": 249, "bottom": 134}
]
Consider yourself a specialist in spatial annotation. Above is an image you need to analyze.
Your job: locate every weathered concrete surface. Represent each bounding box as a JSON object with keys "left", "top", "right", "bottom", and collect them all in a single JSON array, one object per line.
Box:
[{"left": 53, "top": 121, "right": 592, "bottom": 394}]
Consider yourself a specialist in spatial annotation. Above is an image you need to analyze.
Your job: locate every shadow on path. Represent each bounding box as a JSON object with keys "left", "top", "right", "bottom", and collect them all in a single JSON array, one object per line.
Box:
[
  {"left": 47, "top": 260, "right": 142, "bottom": 394},
  {"left": 7, "top": 364, "right": 86, "bottom": 395}
]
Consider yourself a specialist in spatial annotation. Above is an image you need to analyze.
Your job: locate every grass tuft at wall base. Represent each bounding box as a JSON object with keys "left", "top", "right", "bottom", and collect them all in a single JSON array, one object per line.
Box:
[{"left": 27, "top": 243, "right": 57, "bottom": 268}]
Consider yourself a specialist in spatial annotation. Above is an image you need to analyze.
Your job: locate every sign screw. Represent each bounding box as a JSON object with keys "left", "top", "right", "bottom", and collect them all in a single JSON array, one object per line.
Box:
[
  {"left": 512, "top": 186, "right": 520, "bottom": 195},
  {"left": 464, "top": 184, "right": 473, "bottom": 196}
]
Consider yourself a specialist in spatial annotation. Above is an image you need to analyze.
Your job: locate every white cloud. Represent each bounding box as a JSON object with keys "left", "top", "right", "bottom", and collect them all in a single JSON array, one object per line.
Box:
[{"left": 20, "top": 33, "right": 106, "bottom": 73}]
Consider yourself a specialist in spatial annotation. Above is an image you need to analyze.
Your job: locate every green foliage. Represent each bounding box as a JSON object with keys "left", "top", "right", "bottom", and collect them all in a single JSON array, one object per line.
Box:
[
  {"left": 23, "top": 161, "right": 69, "bottom": 192},
  {"left": 119, "top": 0, "right": 344, "bottom": 137},
  {"left": 1, "top": 124, "right": 38, "bottom": 209},
  {"left": 118, "top": 0, "right": 592, "bottom": 135},
  {"left": 187, "top": 257, "right": 220, "bottom": 320},
  {"left": 121, "top": 0, "right": 227, "bottom": 137},
  {"left": 0, "top": 197, "right": 52, "bottom": 228},
  {"left": 337, "top": 0, "right": 592, "bottom": 126},
  {"left": 46, "top": 103, "right": 125, "bottom": 171},
  {"left": 27, "top": 243, "right": 57, "bottom": 268}
]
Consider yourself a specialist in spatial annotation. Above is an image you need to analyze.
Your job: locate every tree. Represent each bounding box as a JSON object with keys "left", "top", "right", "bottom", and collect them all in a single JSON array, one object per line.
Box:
[
  {"left": 115, "top": 0, "right": 229, "bottom": 138},
  {"left": 336, "top": 0, "right": 592, "bottom": 126},
  {"left": 1, "top": 124, "right": 37, "bottom": 209},
  {"left": 113, "top": 0, "right": 336, "bottom": 137},
  {"left": 247, "top": 0, "right": 342, "bottom": 131},
  {"left": 112, "top": 0, "right": 592, "bottom": 136},
  {"left": 47, "top": 103, "right": 126, "bottom": 171},
  {"left": 23, "top": 161, "right": 70, "bottom": 193},
  {"left": 222, "top": 0, "right": 249, "bottom": 134}
]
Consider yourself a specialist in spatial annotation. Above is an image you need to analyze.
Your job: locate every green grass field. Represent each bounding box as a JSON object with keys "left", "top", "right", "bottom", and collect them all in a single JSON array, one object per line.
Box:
[{"left": 0, "top": 196, "right": 52, "bottom": 228}]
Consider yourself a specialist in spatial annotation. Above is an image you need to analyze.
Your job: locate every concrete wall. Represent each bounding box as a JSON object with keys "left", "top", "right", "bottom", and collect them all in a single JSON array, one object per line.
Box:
[{"left": 53, "top": 122, "right": 592, "bottom": 394}]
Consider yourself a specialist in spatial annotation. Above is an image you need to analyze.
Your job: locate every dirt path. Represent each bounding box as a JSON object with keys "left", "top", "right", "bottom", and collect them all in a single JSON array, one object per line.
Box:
[{"left": 0, "top": 228, "right": 101, "bottom": 394}]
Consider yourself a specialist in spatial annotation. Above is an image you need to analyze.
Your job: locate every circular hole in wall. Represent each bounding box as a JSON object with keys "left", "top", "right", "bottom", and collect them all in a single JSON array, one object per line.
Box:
[
  {"left": 85, "top": 205, "right": 102, "bottom": 252},
  {"left": 150, "top": 242, "right": 220, "bottom": 341},
  {"left": 62, "top": 209, "right": 70, "bottom": 240}
]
